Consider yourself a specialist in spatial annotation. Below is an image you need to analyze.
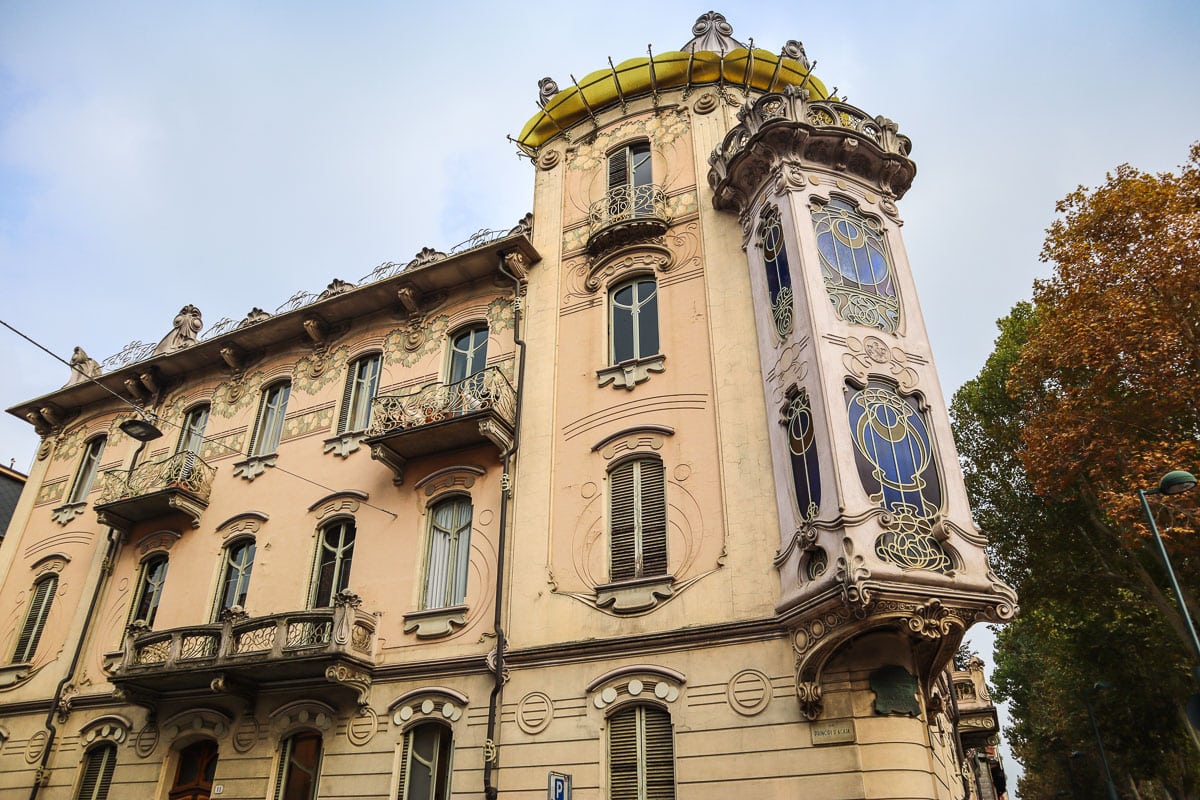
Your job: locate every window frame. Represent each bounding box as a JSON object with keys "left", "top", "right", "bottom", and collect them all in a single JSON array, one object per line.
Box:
[
  {"left": 607, "top": 140, "right": 653, "bottom": 193},
  {"left": 176, "top": 404, "right": 210, "bottom": 455},
  {"left": 608, "top": 457, "right": 668, "bottom": 583},
  {"left": 607, "top": 704, "right": 675, "bottom": 800},
  {"left": 249, "top": 381, "right": 291, "bottom": 457},
  {"left": 273, "top": 730, "right": 323, "bottom": 800},
  {"left": 129, "top": 554, "right": 169, "bottom": 628},
  {"left": 394, "top": 721, "right": 453, "bottom": 800},
  {"left": 447, "top": 327, "right": 489, "bottom": 385},
  {"left": 212, "top": 538, "right": 256, "bottom": 620},
  {"left": 422, "top": 496, "right": 473, "bottom": 610},
  {"left": 338, "top": 354, "right": 382, "bottom": 434},
  {"left": 73, "top": 741, "right": 118, "bottom": 800},
  {"left": 609, "top": 277, "right": 660, "bottom": 365},
  {"left": 12, "top": 573, "right": 58, "bottom": 663},
  {"left": 310, "top": 519, "right": 356, "bottom": 608},
  {"left": 67, "top": 435, "right": 106, "bottom": 504}
]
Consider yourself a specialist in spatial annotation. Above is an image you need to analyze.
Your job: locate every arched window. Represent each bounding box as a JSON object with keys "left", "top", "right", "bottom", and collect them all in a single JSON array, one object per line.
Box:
[
  {"left": 214, "top": 540, "right": 255, "bottom": 618},
  {"left": 448, "top": 328, "right": 488, "bottom": 384},
  {"left": 74, "top": 742, "right": 117, "bottom": 800},
  {"left": 759, "top": 204, "right": 794, "bottom": 338},
  {"left": 12, "top": 574, "right": 57, "bottom": 663},
  {"left": 169, "top": 740, "right": 219, "bottom": 800},
  {"left": 812, "top": 197, "right": 900, "bottom": 333},
  {"left": 67, "top": 435, "right": 106, "bottom": 504},
  {"left": 176, "top": 404, "right": 210, "bottom": 455},
  {"left": 274, "top": 731, "right": 322, "bottom": 800},
  {"left": 130, "top": 555, "right": 169, "bottom": 627},
  {"left": 250, "top": 382, "right": 291, "bottom": 457},
  {"left": 609, "top": 458, "right": 667, "bottom": 582},
  {"left": 608, "top": 705, "right": 675, "bottom": 800},
  {"left": 785, "top": 389, "right": 821, "bottom": 522},
  {"left": 339, "top": 354, "right": 382, "bottom": 434},
  {"left": 395, "top": 723, "right": 453, "bottom": 800},
  {"left": 610, "top": 279, "right": 659, "bottom": 365},
  {"left": 423, "top": 497, "right": 472, "bottom": 609},
  {"left": 311, "top": 520, "right": 355, "bottom": 607}
]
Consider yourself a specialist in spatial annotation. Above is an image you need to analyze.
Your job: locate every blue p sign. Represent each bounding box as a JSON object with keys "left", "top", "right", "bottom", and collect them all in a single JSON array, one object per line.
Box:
[{"left": 548, "top": 772, "right": 571, "bottom": 800}]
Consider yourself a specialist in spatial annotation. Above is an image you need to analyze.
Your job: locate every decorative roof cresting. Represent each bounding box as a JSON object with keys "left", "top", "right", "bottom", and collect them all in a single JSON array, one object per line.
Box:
[{"left": 682, "top": 11, "right": 745, "bottom": 54}]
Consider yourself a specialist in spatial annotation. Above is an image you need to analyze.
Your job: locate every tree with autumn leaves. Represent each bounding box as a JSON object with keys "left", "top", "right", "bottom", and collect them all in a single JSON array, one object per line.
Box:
[{"left": 952, "top": 144, "right": 1200, "bottom": 799}]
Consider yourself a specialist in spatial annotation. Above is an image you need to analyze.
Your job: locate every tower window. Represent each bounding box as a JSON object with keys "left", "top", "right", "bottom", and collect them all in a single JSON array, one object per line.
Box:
[
  {"left": 786, "top": 389, "right": 821, "bottom": 522},
  {"left": 608, "top": 705, "right": 675, "bottom": 800},
  {"left": 609, "top": 458, "right": 668, "bottom": 582},
  {"left": 812, "top": 197, "right": 900, "bottom": 333},
  {"left": 759, "top": 204, "right": 794, "bottom": 338},
  {"left": 607, "top": 141, "right": 654, "bottom": 219}
]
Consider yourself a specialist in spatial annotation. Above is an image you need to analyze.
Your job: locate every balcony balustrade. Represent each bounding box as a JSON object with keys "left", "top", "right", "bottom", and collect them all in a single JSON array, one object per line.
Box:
[
  {"left": 366, "top": 367, "right": 515, "bottom": 481},
  {"left": 109, "top": 596, "right": 377, "bottom": 707},
  {"left": 587, "top": 184, "right": 671, "bottom": 255},
  {"left": 94, "top": 451, "right": 215, "bottom": 531}
]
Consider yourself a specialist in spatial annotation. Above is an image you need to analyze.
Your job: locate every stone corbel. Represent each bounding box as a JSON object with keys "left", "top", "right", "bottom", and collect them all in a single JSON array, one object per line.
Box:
[
  {"left": 25, "top": 411, "right": 52, "bottom": 437},
  {"left": 478, "top": 418, "right": 513, "bottom": 453},
  {"left": 796, "top": 680, "right": 823, "bottom": 721},
  {"left": 302, "top": 317, "right": 328, "bottom": 347},
  {"left": 402, "top": 606, "right": 468, "bottom": 639},
  {"left": 220, "top": 344, "right": 244, "bottom": 371},
  {"left": 595, "top": 574, "right": 675, "bottom": 613},
  {"left": 325, "top": 664, "right": 372, "bottom": 709},
  {"left": 833, "top": 536, "right": 872, "bottom": 612},
  {"left": 323, "top": 433, "right": 367, "bottom": 459},
  {"left": 369, "top": 444, "right": 406, "bottom": 485},
  {"left": 138, "top": 369, "right": 160, "bottom": 396},
  {"left": 51, "top": 502, "right": 87, "bottom": 526},
  {"left": 502, "top": 250, "right": 531, "bottom": 283},
  {"left": 124, "top": 378, "right": 149, "bottom": 403},
  {"left": 232, "top": 454, "right": 277, "bottom": 482},
  {"left": 596, "top": 354, "right": 667, "bottom": 391},
  {"left": 395, "top": 286, "right": 422, "bottom": 317}
]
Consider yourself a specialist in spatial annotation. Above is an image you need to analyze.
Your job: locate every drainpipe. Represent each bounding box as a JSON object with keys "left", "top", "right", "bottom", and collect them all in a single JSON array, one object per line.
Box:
[
  {"left": 483, "top": 251, "right": 527, "bottom": 799},
  {"left": 29, "top": 527, "right": 119, "bottom": 800}
]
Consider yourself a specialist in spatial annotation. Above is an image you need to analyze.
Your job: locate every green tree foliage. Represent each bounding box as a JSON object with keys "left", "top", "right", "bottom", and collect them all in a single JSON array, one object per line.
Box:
[{"left": 951, "top": 146, "right": 1200, "bottom": 800}]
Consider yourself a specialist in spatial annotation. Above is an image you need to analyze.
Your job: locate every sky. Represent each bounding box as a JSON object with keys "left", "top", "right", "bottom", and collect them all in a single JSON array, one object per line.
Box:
[{"left": 2, "top": 0, "right": 1199, "bottom": 790}]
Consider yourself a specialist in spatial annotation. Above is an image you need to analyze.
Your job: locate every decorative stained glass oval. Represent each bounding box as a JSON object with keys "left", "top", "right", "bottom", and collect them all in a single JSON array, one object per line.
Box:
[
  {"left": 760, "top": 205, "right": 794, "bottom": 338},
  {"left": 846, "top": 381, "right": 952, "bottom": 574},
  {"left": 812, "top": 198, "right": 900, "bottom": 333},
  {"left": 785, "top": 389, "right": 821, "bottom": 521}
]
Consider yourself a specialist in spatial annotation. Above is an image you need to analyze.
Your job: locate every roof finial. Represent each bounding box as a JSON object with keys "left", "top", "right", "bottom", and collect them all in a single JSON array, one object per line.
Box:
[{"left": 681, "top": 11, "right": 745, "bottom": 54}]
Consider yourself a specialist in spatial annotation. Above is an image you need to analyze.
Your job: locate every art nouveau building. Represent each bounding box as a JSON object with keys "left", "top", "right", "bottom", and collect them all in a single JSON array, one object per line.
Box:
[{"left": 0, "top": 13, "right": 1013, "bottom": 800}]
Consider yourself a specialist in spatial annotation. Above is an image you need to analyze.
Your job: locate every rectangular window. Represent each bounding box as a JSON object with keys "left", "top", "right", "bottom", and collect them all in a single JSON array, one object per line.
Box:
[
  {"left": 423, "top": 498, "right": 472, "bottom": 609},
  {"left": 339, "top": 355, "right": 382, "bottom": 433},
  {"left": 311, "top": 521, "right": 355, "bottom": 608},
  {"left": 395, "top": 723, "right": 452, "bottom": 800},
  {"left": 74, "top": 742, "right": 117, "bottom": 800},
  {"left": 129, "top": 556, "right": 168, "bottom": 627},
  {"left": 274, "top": 732, "right": 322, "bottom": 800},
  {"left": 608, "top": 705, "right": 675, "bottom": 800},
  {"left": 250, "top": 383, "right": 290, "bottom": 456},
  {"left": 177, "top": 405, "right": 210, "bottom": 454},
  {"left": 13, "top": 574, "right": 57, "bottom": 663},
  {"left": 610, "top": 280, "right": 659, "bottom": 364},
  {"left": 609, "top": 459, "right": 668, "bottom": 582},
  {"left": 67, "top": 436, "right": 106, "bottom": 504},
  {"left": 213, "top": 540, "right": 255, "bottom": 619}
]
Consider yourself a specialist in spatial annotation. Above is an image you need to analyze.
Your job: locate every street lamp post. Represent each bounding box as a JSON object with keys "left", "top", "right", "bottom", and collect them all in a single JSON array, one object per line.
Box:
[
  {"left": 1084, "top": 683, "right": 1120, "bottom": 800},
  {"left": 1136, "top": 470, "right": 1200, "bottom": 681}
]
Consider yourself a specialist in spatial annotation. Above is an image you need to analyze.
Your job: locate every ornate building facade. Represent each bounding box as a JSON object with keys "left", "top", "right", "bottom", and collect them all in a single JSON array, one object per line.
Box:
[{"left": 0, "top": 13, "right": 1012, "bottom": 800}]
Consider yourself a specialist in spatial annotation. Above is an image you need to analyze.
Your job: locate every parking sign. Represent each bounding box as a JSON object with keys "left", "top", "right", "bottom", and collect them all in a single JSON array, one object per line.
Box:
[{"left": 548, "top": 771, "right": 571, "bottom": 800}]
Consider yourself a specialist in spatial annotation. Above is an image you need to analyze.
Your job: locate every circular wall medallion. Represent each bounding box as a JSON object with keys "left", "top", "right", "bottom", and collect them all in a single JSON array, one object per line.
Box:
[
  {"left": 516, "top": 692, "right": 554, "bottom": 735},
  {"left": 692, "top": 93, "right": 718, "bottom": 115},
  {"left": 25, "top": 731, "right": 47, "bottom": 764},
  {"left": 231, "top": 718, "right": 259, "bottom": 754},
  {"left": 672, "top": 465, "right": 691, "bottom": 482},
  {"left": 727, "top": 669, "right": 772, "bottom": 716},
  {"left": 134, "top": 724, "right": 160, "bottom": 758},
  {"left": 478, "top": 509, "right": 494, "bottom": 526},
  {"left": 580, "top": 482, "right": 598, "bottom": 499},
  {"left": 347, "top": 708, "right": 378, "bottom": 747}
]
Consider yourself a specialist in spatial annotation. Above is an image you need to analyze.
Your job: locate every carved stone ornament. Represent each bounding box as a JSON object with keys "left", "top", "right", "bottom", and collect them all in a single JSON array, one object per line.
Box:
[
  {"left": 153, "top": 305, "right": 203, "bottom": 356},
  {"left": 50, "top": 502, "right": 87, "bottom": 526},
  {"left": 64, "top": 347, "right": 102, "bottom": 387},
  {"left": 595, "top": 574, "right": 675, "bottom": 613},
  {"left": 596, "top": 354, "right": 667, "bottom": 391},
  {"left": 238, "top": 307, "right": 271, "bottom": 328},
  {"left": 232, "top": 454, "right": 277, "bottom": 482},
  {"left": 390, "top": 690, "right": 467, "bottom": 726},
  {"left": 842, "top": 335, "right": 919, "bottom": 393},
  {"left": 782, "top": 39, "right": 810, "bottom": 70},
  {"left": 536, "top": 149, "right": 561, "bottom": 171},
  {"left": 906, "top": 598, "right": 964, "bottom": 640},
  {"left": 502, "top": 250, "right": 531, "bottom": 282},
  {"left": 681, "top": 11, "right": 745, "bottom": 53},
  {"left": 693, "top": 93, "right": 718, "bottom": 115},
  {"left": 325, "top": 663, "right": 372, "bottom": 709},
  {"left": 833, "top": 536, "right": 872, "bottom": 611},
  {"left": 588, "top": 664, "right": 684, "bottom": 710},
  {"left": 402, "top": 606, "right": 468, "bottom": 639},
  {"left": 405, "top": 247, "right": 447, "bottom": 271},
  {"left": 537, "top": 77, "right": 559, "bottom": 107},
  {"left": 323, "top": 433, "right": 367, "bottom": 459},
  {"left": 796, "top": 680, "right": 823, "bottom": 721},
  {"left": 317, "top": 279, "right": 354, "bottom": 302},
  {"left": 584, "top": 245, "right": 674, "bottom": 293}
]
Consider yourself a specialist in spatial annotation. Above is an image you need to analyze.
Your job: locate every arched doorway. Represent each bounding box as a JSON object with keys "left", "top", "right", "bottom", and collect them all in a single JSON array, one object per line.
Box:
[{"left": 169, "top": 740, "right": 218, "bottom": 800}]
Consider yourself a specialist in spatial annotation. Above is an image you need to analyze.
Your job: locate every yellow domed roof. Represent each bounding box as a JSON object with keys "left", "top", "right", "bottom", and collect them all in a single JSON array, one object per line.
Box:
[{"left": 517, "top": 46, "right": 829, "bottom": 152}]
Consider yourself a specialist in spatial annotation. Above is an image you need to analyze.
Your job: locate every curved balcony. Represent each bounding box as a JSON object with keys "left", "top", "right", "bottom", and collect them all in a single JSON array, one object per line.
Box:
[
  {"left": 365, "top": 367, "right": 515, "bottom": 482},
  {"left": 108, "top": 597, "right": 377, "bottom": 708},
  {"left": 587, "top": 184, "right": 671, "bottom": 255},
  {"left": 94, "top": 451, "right": 215, "bottom": 532}
]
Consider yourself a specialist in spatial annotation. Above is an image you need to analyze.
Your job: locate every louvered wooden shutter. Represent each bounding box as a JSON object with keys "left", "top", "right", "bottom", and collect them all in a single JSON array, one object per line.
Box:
[
  {"left": 638, "top": 460, "right": 668, "bottom": 577},
  {"left": 641, "top": 706, "right": 676, "bottom": 800},
  {"left": 608, "top": 147, "right": 629, "bottom": 191},
  {"left": 337, "top": 362, "right": 357, "bottom": 434},
  {"left": 14, "top": 575, "right": 56, "bottom": 663},
  {"left": 395, "top": 733, "right": 411, "bottom": 800},
  {"left": 609, "top": 463, "right": 637, "bottom": 581},
  {"left": 76, "top": 743, "right": 116, "bottom": 800},
  {"left": 272, "top": 739, "right": 290, "bottom": 800},
  {"left": 248, "top": 391, "right": 268, "bottom": 457},
  {"left": 608, "top": 708, "right": 639, "bottom": 800}
]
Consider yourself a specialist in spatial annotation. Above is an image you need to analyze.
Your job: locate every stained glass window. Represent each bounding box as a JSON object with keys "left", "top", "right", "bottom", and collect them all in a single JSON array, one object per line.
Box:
[
  {"left": 812, "top": 198, "right": 900, "bottom": 333},
  {"left": 846, "top": 381, "right": 951, "bottom": 573},
  {"left": 760, "top": 205, "right": 794, "bottom": 338},
  {"left": 785, "top": 389, "right": 820, "bottom": 521}
]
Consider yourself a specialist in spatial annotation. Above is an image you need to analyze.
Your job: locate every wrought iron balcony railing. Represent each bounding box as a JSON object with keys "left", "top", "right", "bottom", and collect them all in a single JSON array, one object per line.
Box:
[
  {"left": 94, "top": 451, "right": 216, "bottom": 530},
  {"left": 366, "top": 367, "right": 515, "bottom": 480},
  {"left": 586, "top": 184, "right": 671, "bottom": 255},
  {"left": 109, "top": 597, "right": 377, "bottom": 706}
]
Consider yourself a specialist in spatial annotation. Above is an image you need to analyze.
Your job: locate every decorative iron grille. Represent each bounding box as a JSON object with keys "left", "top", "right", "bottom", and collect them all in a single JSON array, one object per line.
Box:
[
  {"left": 96, "top": 451, "right": 216, "bottom": 505},
  {"left": 285, "top": 619, "right": 332, "bottom": 649},
  {"left": 233, "top": 622, "right": 276, "bottom": 654},
  {"left": 134, "top": 638, "right": 170, "bottom": 665},
  {"left": 179, "top": 632, "right": 219, "bottom": 660},
  {"left": 587, "top": 184, "right": 670, "bottom": 240},
  {"left": 368, "top": 366, "right": 516, "bottom": 436}
]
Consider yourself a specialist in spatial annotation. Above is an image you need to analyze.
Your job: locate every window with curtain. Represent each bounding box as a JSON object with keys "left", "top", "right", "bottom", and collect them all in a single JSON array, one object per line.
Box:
[
  {"left": 394, "top": 723, "right": 453, "bottom": 800},
  {"left": 423, "top": 497, "right": 472, "bottom": 609},
  {"left": 311, "top": 520, "right": 355, "bottom": 607},
  {"left": 13, "top": 573, "right": 57, "bottom": 663},
  {"left": 249, "top": 382, "right": 290, "bottom": 456},
  {"left": 609, "top": 458, "right": 668, "bottom": 582},
  {"left": 608, "top": 705, "right": 675, "bottom": 800},
  {"left": 129, "top": 555, "right": 169, "bottom": 627}
]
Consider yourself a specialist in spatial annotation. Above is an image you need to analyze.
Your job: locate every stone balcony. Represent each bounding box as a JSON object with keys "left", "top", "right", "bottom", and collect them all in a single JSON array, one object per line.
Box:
[
  {"left": 94, "top": 451, "right": 216, "bottom": 532},
  {"left": 587, "top": 184, "right": 671, "bottom": 255},
  {"left": 108, "top": 596, "right": 377, "bottom": 709},
  {"left": 365, "top": 366, "right": 515, "bottom": 482}
]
